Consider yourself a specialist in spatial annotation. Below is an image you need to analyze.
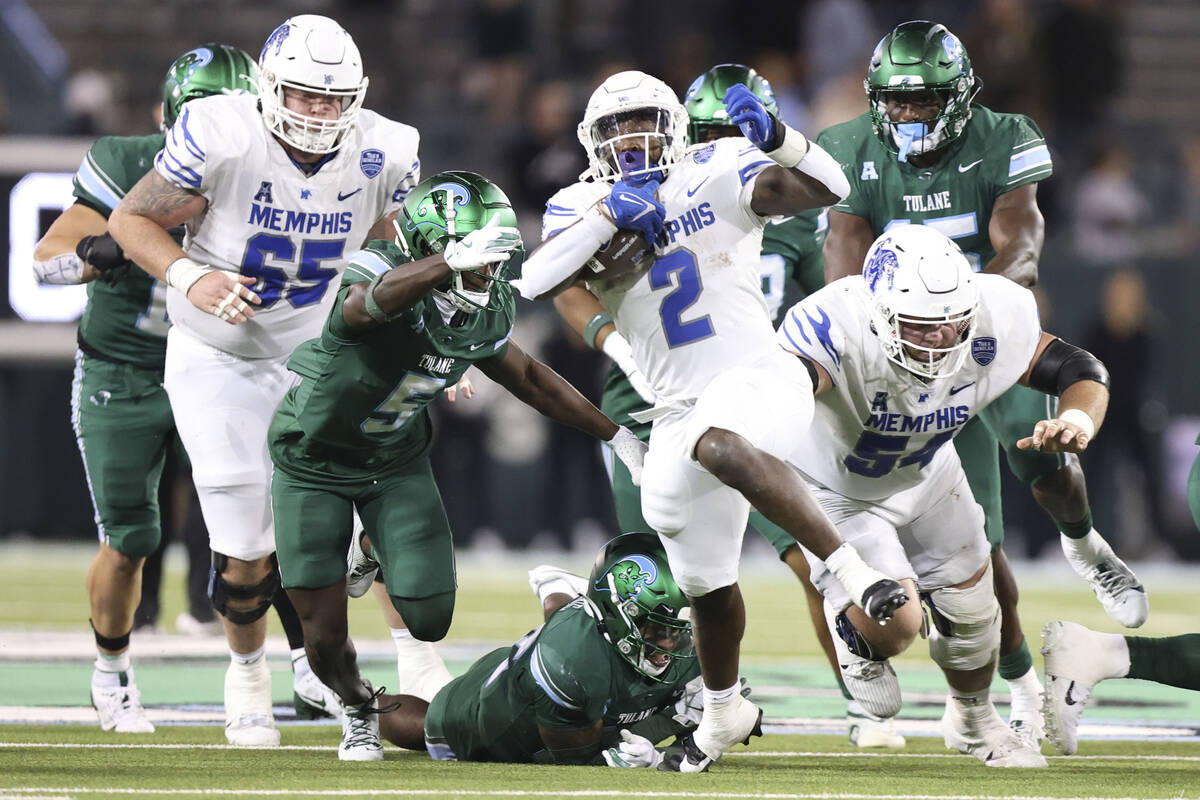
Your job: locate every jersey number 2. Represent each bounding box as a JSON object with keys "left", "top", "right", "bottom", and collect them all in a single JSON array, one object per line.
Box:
[
  {"left": 240, "top": 234, "right": 342, "bottom": 309},
  {"left": 650, "top": 250, "right": 714, "bottom": 348}
]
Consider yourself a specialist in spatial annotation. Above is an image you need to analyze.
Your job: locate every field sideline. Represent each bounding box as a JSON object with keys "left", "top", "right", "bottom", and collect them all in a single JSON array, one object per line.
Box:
[{"left": 1, "top": 541, "right": 1197, "bottom": 800}]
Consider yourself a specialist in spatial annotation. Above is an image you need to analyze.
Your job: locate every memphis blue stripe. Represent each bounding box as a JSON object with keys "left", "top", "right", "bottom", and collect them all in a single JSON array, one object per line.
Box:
[
  {"left": 530, "top": 644, "right": 581, "bottom": 710},
  {"left": 544, "top": 204, "right": 576, "bottom": 216},
  {"left": 1009, "top": 144, "right": 1051, "bottom": 178},
  {"left": 543, "top": 226, "right": 568, "bottom": 239},
  {"left": 739, "top": 160, "right": 772, "bottom": 186},
  {"left": 178, "top": 107, "right": 205, "bottom": 160},
  {"left": 74, "top": 156, "right": 121, "bottom": 211},
  {"left": 738, "top": 144, "right": 759, "bottom": 156},
  {"left": 154, "top": 149, "right": 201, "bottom": 189}
]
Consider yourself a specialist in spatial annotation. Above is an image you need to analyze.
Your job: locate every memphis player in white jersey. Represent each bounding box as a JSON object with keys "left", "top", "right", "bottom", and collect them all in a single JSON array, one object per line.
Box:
[
  {"left": 514, "top": 70, "right": 910, "bottom": 772},
  {"left": 109, "top": 14, "right": 419, "bottom": 746},
  {"left": 777, "top": 224, "right": 1111, "bottom": 768}
]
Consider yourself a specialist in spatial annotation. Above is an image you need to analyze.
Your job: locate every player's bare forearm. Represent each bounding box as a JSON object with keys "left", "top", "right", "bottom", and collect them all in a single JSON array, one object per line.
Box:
[
  {"left": 1059, "top": 378, "right": 1109, "bottom": 435},
  {"left": 479, "top": 342, "right": 619, "bottom": 441},
  {"left": 33, "top": 202, "right": 107, "bottom": 283},
  {"left": 750, "top": 165, "right": 840, "bottom": 217},
  {"left": 823, "top": 210, "right": 874, "bottom": 282},
  {"left": 363, "top": 211, "right": 399, "bottom": 246},
  {"left": 984, "top": 184, "right": 1043, "bottom": 287},
  {"left": 341, "top": 254, "right": 452, "bottom": 329},
  {"left": 536, "top": 721, "right": 604, "bottom": 765},
  {"left": 109, "top": 171, "right": 206, "bottom": 280},
  {"left": 553, "top": 285, "right": 614, "bottom": 347}
]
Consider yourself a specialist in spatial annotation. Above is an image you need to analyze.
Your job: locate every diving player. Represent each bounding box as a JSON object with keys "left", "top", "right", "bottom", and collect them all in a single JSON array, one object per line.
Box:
[
  {"left": 269, "top": 171, "right": 646, "bottom": 761},
  {"left": 514, "top": 68, "right": 908, "bottom": 772},
  {"left": 818, "top": 20, "right": 1146, "bottom": 743},
  {"left": 109, "top": 15, "right": 419, "bottom": 746},
  {"left": 778, "top": 223, "right": 1110, "bottom": 768}
]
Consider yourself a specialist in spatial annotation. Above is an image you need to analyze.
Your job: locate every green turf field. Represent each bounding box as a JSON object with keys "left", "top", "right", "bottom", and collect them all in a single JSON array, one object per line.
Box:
[{"left": 1, "top": 541, "right": 1198, "bottom": 800}]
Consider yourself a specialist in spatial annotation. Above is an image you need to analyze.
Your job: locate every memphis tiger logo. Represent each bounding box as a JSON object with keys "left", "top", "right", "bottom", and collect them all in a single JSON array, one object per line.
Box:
[
  {"left": 863, "top": 238, "right": 900, "bottom": 291},
  {"left": 360, "top": 149, "right": 385, "bottom": 179},
  {"left": 261, "top": 24, "right": 291, "bottom": 60}
]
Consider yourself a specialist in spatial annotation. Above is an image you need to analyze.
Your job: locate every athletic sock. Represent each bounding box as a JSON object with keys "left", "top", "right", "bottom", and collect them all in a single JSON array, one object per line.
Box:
[
  {"left": 1127, "top": 634, "right": 1200, "bottom": 690},
  {"left": 998, "top": 636, "right": 1034, "bottom": 681},
  {"left": 1055, "top": 512, "right": 1094, "bottom": 540},
  {"left": 230, "top": 645, "right": 266, "bottom": 666}
]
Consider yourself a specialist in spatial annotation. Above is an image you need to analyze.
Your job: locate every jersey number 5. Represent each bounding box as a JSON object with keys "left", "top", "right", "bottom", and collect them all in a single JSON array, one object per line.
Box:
[
  {"left": 240, "top": 234, "right": 343, "bottom": 309},
  {"left": 650, "top": 249, "right": 714, "bottom": 348},
  {"left": 361, "top": 372, "right": 446, "bottom": 434},
  {"left": 844, "top": 429, "right": 954, "bottom": 477}
]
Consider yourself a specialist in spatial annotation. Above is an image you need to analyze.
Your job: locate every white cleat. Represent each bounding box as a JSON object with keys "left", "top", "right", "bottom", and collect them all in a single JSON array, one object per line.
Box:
[
  {"left": 339, "top": 691, "right": 384, "bottom": 762},
  {"left": 1008, "top": 708, "right": 1045, "bottom": 750},
  {"left": 1041, "top": 620, "right": 1129, "bottom": 755},
  {"left": 1060, "top": 532, "right": 1148, "bottom": 628},
  {"left": 294, "top": 664, "right": 344, "bottom": 723},
  {"left": 659, "top": 694, "right": 763, "bottom": 772},
  {"left": 825, "top": 600, "right": 902, "bottom": 719},
  {"left": 526, "top": 564, "right": 588, "bottom": 602},
  {"left": 942, "top": 694, "right": 1047, "bottom": 768},
  {"left": 346, "top": 529, "right": 380, "bottom": 599},
  {"left": 847, "top": 704, "right": 906, "bottom": 749},
  {"left": 225, "top": 657, "right": 280, "bottom": 747},
  {"left": 91, "top": 669, "right": 155, "bottom": 733}
]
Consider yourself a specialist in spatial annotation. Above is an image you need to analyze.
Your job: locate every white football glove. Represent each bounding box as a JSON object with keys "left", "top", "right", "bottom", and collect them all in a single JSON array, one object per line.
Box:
[
  {"left": 602, "top": 729, "right": 663, "bottom": 769},
  {"left": 443, "top": 218, "right": 522, "bottom": 273},
  {"left": 600, "top": 331, "right": 657, "bottom": 405},
  {"left": 671, "top": 674, "right": 705, "bottom": 728},
  {"left": 606, "top": 425, "right": 648, "bottom": 487}
]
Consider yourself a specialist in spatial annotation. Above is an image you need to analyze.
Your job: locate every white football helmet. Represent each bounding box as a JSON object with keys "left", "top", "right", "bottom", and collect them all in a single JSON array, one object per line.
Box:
[
  {"left": 577, "top": 70, "right": 689, "bottom": 183},
  {"left": 862, "top": 224, "right": 978, "bottom": 380},
  {"left": 258, "top": 15, "right": 368, "bottom": 155}
]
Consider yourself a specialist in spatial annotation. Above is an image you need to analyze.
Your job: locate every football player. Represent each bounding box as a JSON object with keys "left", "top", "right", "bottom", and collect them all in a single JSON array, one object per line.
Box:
[
  {"left": 269, "top": 170, "right": 646, "bottom": 761},
  {"left": 779, "top": 223, "right": 1111, "bottom": 767},
  {"left": 513, "top": 68, "right": 908, "bottom": 772},
  {"left": 818, "top": 20, "right": 1147, "bottom": 744},
  {"left": 548, "top": 64, "right": 898, "bottom": 749},
  {"left": 31, "top": 44, "right": 338, "bottom": 734},
  {"left": 108, "top": 15, "right": 421, "bottom": 746},
  {"left": 373, "top": 532, "right": 706, "bottom": 766}
]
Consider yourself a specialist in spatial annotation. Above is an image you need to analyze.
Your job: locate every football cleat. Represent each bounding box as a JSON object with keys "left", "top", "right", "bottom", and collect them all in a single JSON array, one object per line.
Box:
[
  {"left": 1060, "top": 532, "right": 1148, "bottom": 628},
  {"left": 659, "top": 694, "right": 762, "bottom": 772},
  {"left": 848, "top": 703, "right": 905, "bottom": 749},
  {"left": 942, "top": 694, "right": 1047, "bottom": 768},
  {"left": 339, "top": 685, "right": 385, "bottom": 762},
  {"left": 527, "top": 564, "right": 588, "bottom": 603},
  {"left": 91, "top": 669, "right": 155, "bottom": 733},
  {"left": 1041, "top": 620, "right": 1129, "bottom": 755},
  {"left": 293, "top": 662, "right": 344, "bottom": 723},
  {"left": 825, "top": 600, "right": 903, "bottom": 719},
  {"left": 224, "top": 657, "right": 279, "bottom": 747},
  {"left": 346, "top": 530, "right": 380, "bottom": 599}
]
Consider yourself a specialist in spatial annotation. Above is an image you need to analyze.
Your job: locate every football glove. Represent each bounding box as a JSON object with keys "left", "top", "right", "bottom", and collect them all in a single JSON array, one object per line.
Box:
[
  {"left": 601, "top": 331, "right": 656, "bottom": 405},
  {"left": 443, "top": 217, "right": 522, "bottom": 273},
  {"left": 724, "top": 83, "right": 783, "bottom": 151},
  {"left": 602, "top": 729, "right": 663, "bottom": 769},
  {"left": 672, "top": 675, "right": 752, "bottom": 729},
  {"left": 606, "top": 425, "right": 648, "bottom": 487},
  {"left": 76, "top": 233, "right": 131, "bottom": 286},
  {"left": 602, "top": 180, "right": 665, "bottom": 247}
]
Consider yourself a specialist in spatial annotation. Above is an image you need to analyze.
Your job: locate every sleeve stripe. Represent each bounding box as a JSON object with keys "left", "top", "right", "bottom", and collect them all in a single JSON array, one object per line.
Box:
[
  {"left": 179, "top": 107, "right": 206, "bottom": 160},
  {"left": 1008, "top": 145, "right": 1051, "bottom": 179},
  {"left": 75, "top": 156, "right": 123, "bottom": 211},
  {"left": 494, "top": 329, "right": 512, "bottom": 350},
  {"left": 347, "top": 250, "right": 391, "bottom": 278},
  {"left": 154, "top": 150, "right": 201, "bottom": 189},
  {"left": 543, "top": 226, "right": 568, "bottom": 239},
  {"left": 530, "top": 644, "right": 582, "bottom": 710},
  {"left": 739, "top": 160, "right": 772, "bottom": 186}
]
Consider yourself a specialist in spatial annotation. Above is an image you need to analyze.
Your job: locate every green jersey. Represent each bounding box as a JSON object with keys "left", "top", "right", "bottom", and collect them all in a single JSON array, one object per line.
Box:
[
  {"left": 426, "top": 596, "right": 698, "bottom": 763},
  {"left": 72, "top": 134, "right": 170, "bottom": 368},
  {"left": 761, "top": 207, "right": 826, "bottom": 320},
  {"left": 274, "top": 240, "right": 515, "bottom": 469},
  {"left": 817, "top": 106, "right": 1052, "bottom": 270}
]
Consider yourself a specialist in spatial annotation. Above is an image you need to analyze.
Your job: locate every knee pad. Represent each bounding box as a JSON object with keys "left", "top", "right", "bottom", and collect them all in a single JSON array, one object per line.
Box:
[
  {"left": 922, "top": 563, "right": 1001, "bottom": 672},
  {"left": 390, "top": 590, "right": 455, "bottom": 642},
  {"left": 640, "top": 466, "right": 690, "bottom": 536},
  {"left": 208, "top": 552, "right": 279, "bottom": 626},
  {"left": 102, "top": 523, "right": 161, "bottom": 560}
]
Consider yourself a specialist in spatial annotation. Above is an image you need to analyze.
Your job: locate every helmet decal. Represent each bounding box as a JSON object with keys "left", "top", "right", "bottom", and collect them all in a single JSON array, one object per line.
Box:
[
  {"left": 863, "top": 237, "right": 899, "bottom": 291},
  {"left": 261, "top": 23, "right": 291, "bottom": 60},
  {"left": 170, "top": 48, "right": 214, "bottom": 90},
  {"left": 604, "top": 555, "right": 659, "bottom": 600},
  {"left": 941, "top": 34, "right": 965, "bottom": 66}
]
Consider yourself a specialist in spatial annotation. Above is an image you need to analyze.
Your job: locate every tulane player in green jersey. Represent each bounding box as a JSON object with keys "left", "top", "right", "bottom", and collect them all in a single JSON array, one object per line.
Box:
[
  {"left": 29, "top": 44, "right": 311, "bottom": 736},
  {"left": 551, "top": 65, "right": 901, "bottom": 749},
  {"left": 269, "top": 171, "right": 647, "bottom": 761},
  {"left": 374, "top": 533, "right": 706, "bottom": 766},
  {"left": 819, "top": 20, "right": 1148, "bottom": 744}
]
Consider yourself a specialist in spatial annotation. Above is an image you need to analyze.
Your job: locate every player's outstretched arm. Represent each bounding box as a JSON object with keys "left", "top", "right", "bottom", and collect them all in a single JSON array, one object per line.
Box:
[
  {"left": 1017, "top": 332, "right": 1110, "bottom": 453},
  {"left": 985, "top": 183, "right": 1044, "bottom": 288},
  {"left": 823, "top": 209, "right": 875, "bottom": 283},
  {"left": 33, "top": 203, "right": 109, "bottom": 285},
  {"left": 512, "top": 207, "right": 618, "bottom": 301}
]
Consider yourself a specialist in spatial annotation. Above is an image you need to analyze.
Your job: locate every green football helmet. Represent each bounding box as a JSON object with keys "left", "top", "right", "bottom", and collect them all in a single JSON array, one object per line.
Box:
[
  {"left": 587, "top": 532, "right": 695, "bottom": 682},
  {"left": 865, "top": 20, "right": 978, "bottom": 162},
  {"left": 161, "top": 44, "right": 259, "bottom": 130},
  {"left": 397, "top": 170, "right": 523, "bottom": 314},
  {"left": 684, "top": 63, "right": 780, "bottom": 144}
]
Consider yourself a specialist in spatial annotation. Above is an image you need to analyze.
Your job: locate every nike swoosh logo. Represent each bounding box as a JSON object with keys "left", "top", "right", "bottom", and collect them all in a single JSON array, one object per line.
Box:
[
  {"left": 1064, "top": 680, "right": 1080, "bottom": 706},
  {"left": 338, "top": 188, "right": 362, "bottom": 201},
  {"left": 686, "top": 177, "right": 710, "bottom": 197},
  {"left": 948, "top": 382, "right": 975, "bottom": 395},
  {"left": 617, "top": 192, "right": 655, "bottom": 222},
  {"left": 958, "top": 159, "right": 983, "bottom": 173},
  {"left": 469, "top": 341, "right": 488, "bottom": 351}
]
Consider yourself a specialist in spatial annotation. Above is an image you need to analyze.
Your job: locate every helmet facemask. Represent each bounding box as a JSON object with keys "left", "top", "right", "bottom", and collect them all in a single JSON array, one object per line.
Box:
[
  {"left": 577, "top": 71, "right": 689, "bottom": 184},
  {"left": 602, "top": 570, "right": 693, "bottom": 678}
]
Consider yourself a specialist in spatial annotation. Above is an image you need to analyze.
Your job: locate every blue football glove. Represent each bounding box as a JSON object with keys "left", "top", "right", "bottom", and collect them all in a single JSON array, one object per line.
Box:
[
  {"left": 724, "top": 83, "right": 784, "bottom": 151},
  {"left": 602, "top": 180, "right": 665, "bottom": 247}
]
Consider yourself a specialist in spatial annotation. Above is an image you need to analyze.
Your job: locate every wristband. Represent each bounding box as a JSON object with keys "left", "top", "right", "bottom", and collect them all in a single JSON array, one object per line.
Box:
[
  {"left": 763, "top": 123, "right": 810, "bottom": 168},
  {"left": 1057, "top": 408, "right": 1096, "bottom": 439},
  {"left": 363, "top": 271, "right": 394, "bottom": 324},
  {"left": 165, "top": 256, "right": 215, "bottom": 295},
  {"left": 583, "top": 312, "right": 614, "bottom": 349}
]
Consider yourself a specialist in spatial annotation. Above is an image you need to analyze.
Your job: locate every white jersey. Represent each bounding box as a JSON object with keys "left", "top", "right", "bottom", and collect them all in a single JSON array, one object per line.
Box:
[
  {"left": 778, "top": 274, "right": 1041, "bottom": 501},
  {"left": 156, "top": 94, "right": 420, "bottom": 358},
  {"left": 542, "top": 138, "right": 779, "bottom": 402}
]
